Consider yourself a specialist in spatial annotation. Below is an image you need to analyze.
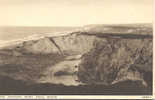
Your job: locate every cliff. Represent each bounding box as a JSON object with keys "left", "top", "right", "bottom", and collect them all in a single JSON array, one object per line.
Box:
[
  {"left": 0, "top": 24, "right": 153, "bottom": 88},
  {"left": 78, "top": 36, "right": 152, "bottom": 86}
]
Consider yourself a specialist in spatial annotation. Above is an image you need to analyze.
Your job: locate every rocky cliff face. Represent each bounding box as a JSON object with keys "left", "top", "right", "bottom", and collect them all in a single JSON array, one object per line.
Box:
[
  {"left": 78, "top": 36, "right": 152, "bottom": 86},
  {"left": 17, "top": 32, "right": 96, "bottom": 55}
]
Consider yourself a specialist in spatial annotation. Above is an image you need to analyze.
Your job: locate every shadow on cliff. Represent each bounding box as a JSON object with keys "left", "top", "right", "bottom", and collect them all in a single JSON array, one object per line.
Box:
[
  {"left": 82, "top": 32, "right": 153, "bottom": 39},
  {"left": 0, "top": 74, "right": 152, "bottom": 95}
]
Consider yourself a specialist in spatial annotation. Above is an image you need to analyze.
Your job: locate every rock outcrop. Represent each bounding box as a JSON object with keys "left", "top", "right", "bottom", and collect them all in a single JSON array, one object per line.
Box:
[{"left": 78, "top": 36, "right": 152, "bottom": 86}]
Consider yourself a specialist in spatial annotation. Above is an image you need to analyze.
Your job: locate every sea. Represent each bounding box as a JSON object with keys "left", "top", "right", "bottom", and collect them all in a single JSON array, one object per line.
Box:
[{"left": 0, "top": 26, "right": 80, "bottom": 47}]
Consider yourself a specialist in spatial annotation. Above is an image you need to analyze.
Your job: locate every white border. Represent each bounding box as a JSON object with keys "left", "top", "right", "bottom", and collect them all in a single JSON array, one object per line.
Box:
[
  {"left": 0, "top": 1, "right": 154, "bottom": 99},
  {"left": 0, "top": 95, "right": 153, "bottom": 99}
]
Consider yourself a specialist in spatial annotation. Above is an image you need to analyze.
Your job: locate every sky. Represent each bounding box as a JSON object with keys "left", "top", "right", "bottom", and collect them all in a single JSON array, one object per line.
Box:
[{"left": 0, "top": 0, "right": 153, "bottom": 26}]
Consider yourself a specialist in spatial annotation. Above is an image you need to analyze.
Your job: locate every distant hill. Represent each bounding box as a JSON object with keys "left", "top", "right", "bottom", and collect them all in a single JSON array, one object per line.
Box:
[{"left": 82, "top": 23, "right": 153, "bottom": 34}]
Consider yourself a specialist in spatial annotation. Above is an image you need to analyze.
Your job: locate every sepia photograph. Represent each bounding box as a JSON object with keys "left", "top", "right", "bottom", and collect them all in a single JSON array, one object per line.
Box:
[{"left": 0, "top": 0, "right": 153, "bottom": 95}]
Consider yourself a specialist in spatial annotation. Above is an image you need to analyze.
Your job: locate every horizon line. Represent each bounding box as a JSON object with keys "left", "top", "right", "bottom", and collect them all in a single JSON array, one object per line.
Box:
[{"left": 0, "top": 23, "right": 153, "bottom": 27}]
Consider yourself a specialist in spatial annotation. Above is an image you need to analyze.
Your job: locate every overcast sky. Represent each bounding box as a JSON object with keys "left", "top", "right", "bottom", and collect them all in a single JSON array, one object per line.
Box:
[{"left": 0, "top": 0, "right": 153, "bottom": 26}]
